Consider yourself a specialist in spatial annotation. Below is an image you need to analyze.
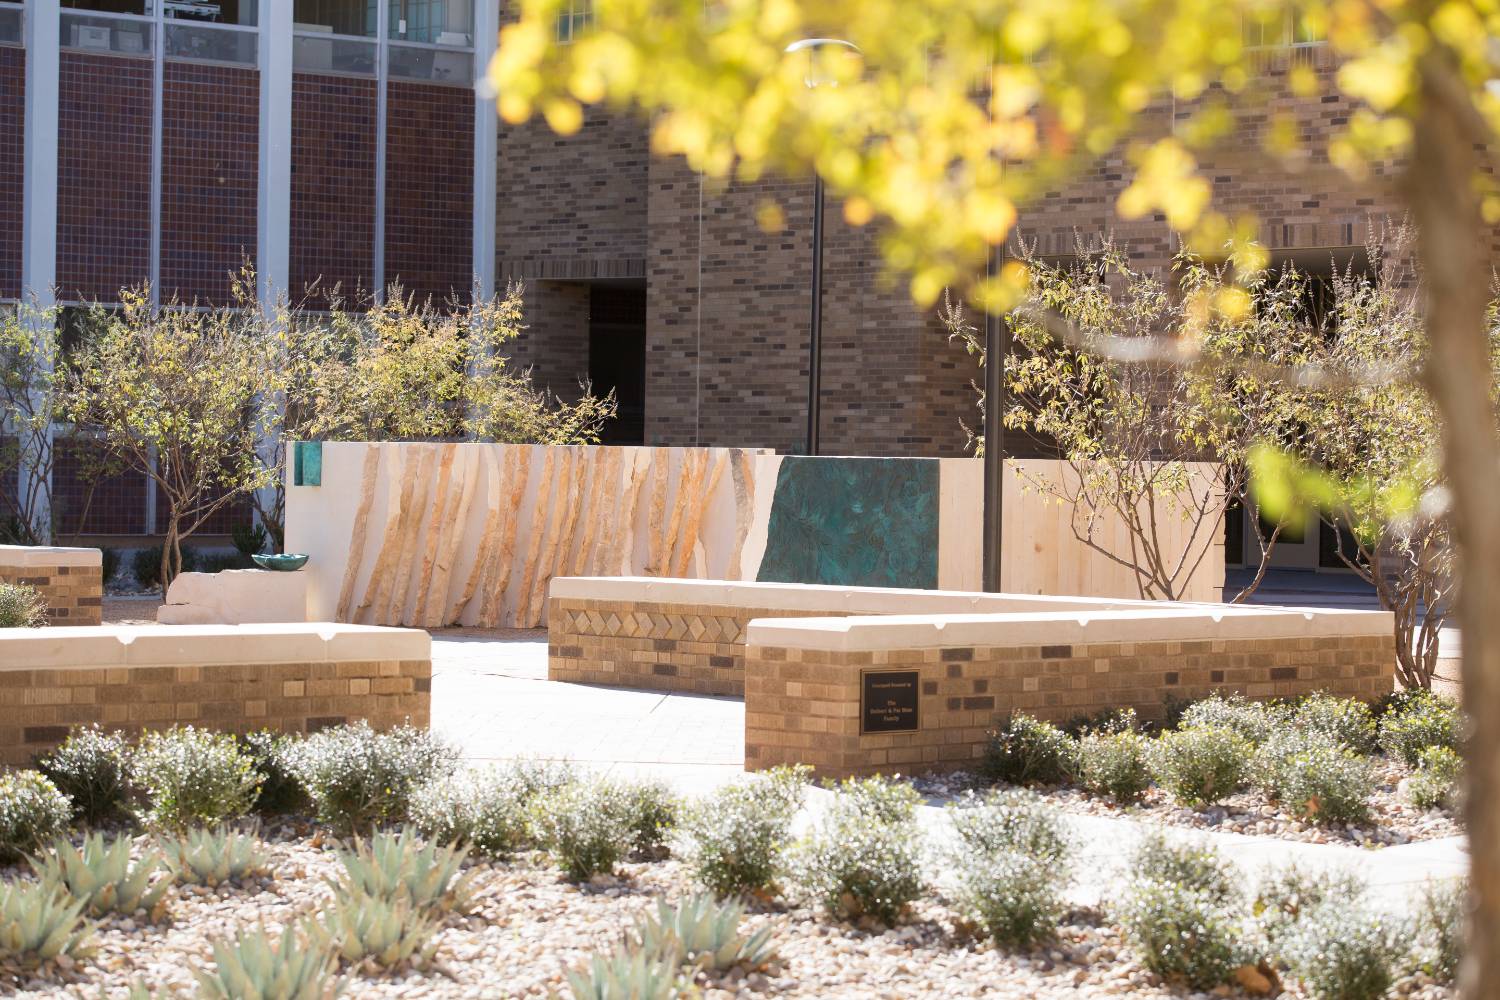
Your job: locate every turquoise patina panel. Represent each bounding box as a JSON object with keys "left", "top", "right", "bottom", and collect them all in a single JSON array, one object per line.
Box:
[
  {"left": 756, "top": 456, "right": 939, "bottom": 589},
  {"left": 293, "top": 441, "right": 323, "bottom": 487}
]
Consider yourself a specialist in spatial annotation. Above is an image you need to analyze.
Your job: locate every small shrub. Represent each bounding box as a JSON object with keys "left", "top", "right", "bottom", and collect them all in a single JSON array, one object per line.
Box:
[
  {"left": 195, "top": 926, "right": 338, "bottom": 1000},
  {"left": 307, "top": 884, "right": 440, "bottom": 970},
  {"left": 566, "top": 944, "right": 686, "bottom": 1000},
  {"left": 1179, "top": 693, "right": 1279, "bottom": 744},
  {"left": 631, "top": 893, "right": 777, "bottom": 972},
  {"left": 236, "top": 730, "right": 309, "bottom": 817},
  {"left": 131, "top": 727, "right": 261, "bottom": 831},
  {"left": 504, "top": 756, "right": 579, "bottom": 800},
  {"left": 951, "top": 848, "right": 1067, "bottom": 948},
  {"left": 1060, "top": 706, "right": 1138, "bottom": 737},
  {"left": 1378, "top": 691, "right": 1462, "bottom": 767},
  {"left": 1253, "top": 864, "right": 1366, "bottom": 948},
  {"left": 980, "top": 713, "right": 1076, "bottom": 786},
  {"left": 1128, "top": 833, "right": 1238, "bottom": 905},
  {"left": 0, "top": 879, "right": 95, "bottom": 968},
  {"left": 1148, "top": 725, "right": 1251, "bottom": 807},
  {"left": 622, "top": 779, "right": 681, "bottom": 859},
  {"left": 130, "top": 546, "right": 198, "bottom": 592},
  {"left": 1116, "top": 878, "right": 1249, "bottom": 989},
  {"left": 1291, "top": 693, "right": 1378, "bottom": 755},
  {"left": 36, "top": 725, "right": 131, "bottom": 825},
  {"left": 947, "top": 788, "right": 1071, "bottom": 864},
  {"left": 0, "top": 582, "right": 48, "bottom": 628},
  {"left": 1077, "top": 728, "right": 1153, "bottom": 803},
  {"left": 529, "top": 778, "right": 634, "bottom": 881},
  {"left": 160, "top": 826, "right": 270, "bottom": 887},
  {"left": 0, "top": 771, "right": 72, "bottom": 863},
  {"left": 231, "top": 523, "right": 268, "bottom": 558},
  {"left": 334, "top": 827, "right": 475, "bottom": 914},
  {"left": 1414, "top": 879, "right": 1466, "bottom": 985},
  {"left": 31, "top": 832, "right": 170, "bottom": 918},
  {"left": 1279, "top": 900, "right": 1406, "bottom": 1000},
  {"left": 793, "top": 776, "right": 924, "bottom": 924},
  {"left": 1407, "top": 745, "right": 1464, "bottom": 811},
  {"left": 1257, "top": 730, "right": 1375, "bottom": 825},
  {"left": 411, "top": 767, "right": 530, "bottom": 859},
  {"left": 677, "top": 767, "right": 807, "bottom": 897},
  {"left": 284, "top": 722, "right": 458, "bottom": 834}
]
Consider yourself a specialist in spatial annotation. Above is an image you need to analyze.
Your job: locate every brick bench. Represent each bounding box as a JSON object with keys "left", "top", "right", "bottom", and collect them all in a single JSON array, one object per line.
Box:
[
  {"left": 743, "top": 607, "right": 1395, "bottom": 777},
  {"left": 0, "top": 545, "right": 102, "bottom": 626},
  {"left": 0, "top": 622, "right": 431, "bottom": 765}
]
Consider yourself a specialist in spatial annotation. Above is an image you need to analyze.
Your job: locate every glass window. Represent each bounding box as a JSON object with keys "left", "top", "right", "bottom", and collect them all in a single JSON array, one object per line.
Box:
[
  {"left": 63, "top": 0, "right": 149, "bottom": 14},
  {"left": 0, "top": 6, "right": 20, "bottom": 47},
  {"left": 61, "top": 10, "right": 153, "bottom": 54},
  {"left": 388, "top": 0, "right": 472, "bottom": 45},
  {"left": 555, "top": 0, "right": 591, "bottom": 43},
  {"left": 294, "top": 0, "right": 376, "bottom": 39},
  {"left": 164, "top": 0, "right": 257, "bottom": 27}
]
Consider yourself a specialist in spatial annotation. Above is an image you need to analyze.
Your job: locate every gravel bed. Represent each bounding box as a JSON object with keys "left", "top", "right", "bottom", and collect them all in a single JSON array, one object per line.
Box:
[
  {"left": 0, "top": 820, "right": 1458, "bottom": 1000},
  {"left": 911, "top": 762, "right": 1462, "bottom": 848}
]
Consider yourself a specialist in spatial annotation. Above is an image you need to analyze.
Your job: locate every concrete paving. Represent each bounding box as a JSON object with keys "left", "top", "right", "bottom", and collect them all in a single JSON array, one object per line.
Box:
[{"left": 429, "top": 629, "right": 1467, "bottom": 910}]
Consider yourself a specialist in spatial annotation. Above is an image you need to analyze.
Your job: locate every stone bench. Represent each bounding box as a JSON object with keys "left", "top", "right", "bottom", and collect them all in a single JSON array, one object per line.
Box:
[
  {"left": 547, "top": 576, "right": 1161, "bottom": 696},
  {"left": 0, "top": 622, "right": 430, "bottom": 765},
  {"left": 157, "top": 569, "right": 310, "bottom": 625},
  {"left": 0, "top": 545, "right": 102, "bottom": 626},
  {"left": 744, "top": 607, "right": 1394, "bottom": 777}
]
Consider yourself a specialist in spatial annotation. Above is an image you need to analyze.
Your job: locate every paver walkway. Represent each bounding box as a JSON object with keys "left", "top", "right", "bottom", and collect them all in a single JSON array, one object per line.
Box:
[{"left": 430, "top": 630, "right": 1467, "bottom": 911}]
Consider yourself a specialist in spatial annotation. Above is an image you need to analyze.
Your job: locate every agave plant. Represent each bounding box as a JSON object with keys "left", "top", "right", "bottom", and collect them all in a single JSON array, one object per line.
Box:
[
  {"left": 195, "top": 925, "right": 339, "bottom": 1000},
  {"left": 121, "top": 981, "right": 178, "bottom": 999},
  {"left": 160, "top": 826, "right": 270, "bottom": 887},
  {"left": 332, "top": 827, "right": 475, "bottom": 915},
  {"left": 306, "top": 884, "right": 440, "bottom": 969},
  {"left": 0, "top": 879, "right": 95, "bottom": 968},
  {"left": 566, "top": 944, "right": 686, "bottom": 1000},
  {"left": 31, "top": 832, "right": 171, "bottom": 918},
  {"left": 633, "top": 893, "right": 777, "bottom": 973}
]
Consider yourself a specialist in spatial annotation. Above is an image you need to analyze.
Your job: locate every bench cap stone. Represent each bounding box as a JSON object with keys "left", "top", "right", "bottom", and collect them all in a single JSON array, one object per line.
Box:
[
  {"left": 0, "top": 545, "right": 102, "bottom": 569},
  {"left": 0, "top": 622, "right": 429, "bottom": 669}
]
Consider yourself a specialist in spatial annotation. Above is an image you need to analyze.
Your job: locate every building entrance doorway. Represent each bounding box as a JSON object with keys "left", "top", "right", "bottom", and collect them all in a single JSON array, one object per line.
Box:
[{"left": 588, "top": 284, "right": 647, "bottom": 445}]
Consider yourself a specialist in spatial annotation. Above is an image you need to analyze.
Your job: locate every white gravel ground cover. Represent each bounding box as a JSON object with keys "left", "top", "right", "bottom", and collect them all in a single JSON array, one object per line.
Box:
[{"left": 0, "top": 821, "right": 1457, "bottom": 1000}]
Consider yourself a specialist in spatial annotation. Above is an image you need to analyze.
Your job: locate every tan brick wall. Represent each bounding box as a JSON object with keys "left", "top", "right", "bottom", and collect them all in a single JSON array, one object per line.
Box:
[
  {"left": 744, "top": 635, "right": 1393, "bottom": 777},
  {"left": 547, "top": 597, "right": 843, "bottom": 697},
  {"left": 0, "top": 564, "right": 102, "bottom": 627},
  {"left": 0, "top": 658, "right": 430, "bottom": 767}
]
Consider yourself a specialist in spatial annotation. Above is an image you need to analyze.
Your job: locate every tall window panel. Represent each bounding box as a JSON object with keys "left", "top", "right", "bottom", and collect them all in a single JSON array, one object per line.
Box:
[
  {"left": 384, "top": 79, "right": 473, "bottom": 304},
  {"left": 0, "top": 5, "right": 23, "bottom": 301},
  {"left": 289, "top": 73, "right": 378, "bottom": 302}
]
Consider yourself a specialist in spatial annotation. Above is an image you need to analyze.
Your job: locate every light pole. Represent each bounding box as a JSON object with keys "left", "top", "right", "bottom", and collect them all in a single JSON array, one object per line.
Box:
[
  {"left": 785, "top": 38, "right": 859, "bottom": 456},
  {"left": 982, "top": 242, "right": 1007, "bottom": 592}
]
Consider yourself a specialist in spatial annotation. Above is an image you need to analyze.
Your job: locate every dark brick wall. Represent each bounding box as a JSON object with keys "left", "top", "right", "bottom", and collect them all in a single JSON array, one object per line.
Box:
[
  {"left": 58, "top": 53, "right": 153, "bottom": 303},
  {"left": 53, "top": 439, "right": 147, "bottom": 537},
  {"left": 0, "top": 46, "right": 23, "bottom": 300},
  {"left": 161, "top": 62, "right": 260, "bottom": 305},
  {"left": 291, "top": 73, "right": 377, "bottom": 303},
  {"left": 385, "top": 81, "right": 472, "bottom": 305},
  {"left": 510, "top": 280, "right": 590, "bottom": 401}
]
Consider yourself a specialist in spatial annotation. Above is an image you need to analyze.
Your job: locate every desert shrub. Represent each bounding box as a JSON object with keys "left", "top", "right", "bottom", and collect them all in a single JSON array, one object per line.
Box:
[
  {"left": 1060, "top": 706, "right": 1138, "bottom": 737},
  {"left": 504, "top": 757, "right": 579, "bottom": 800},
  {"left": 529, "top": 777, "right": 634, "bottom": 880},
  {"left": 947, "top": 788, "right": 1071, "bottom": 864},
  {"left": 1408, "top": 745, "right": 1464, "bottom": 811},
  {"left": 950, "top": 849, "right": 1066, "bottom": 947},
  {"left": 1279, "top": 900, "right": 1406, "bottom": 1000},
  {"left": 1076, "top": 728, "right": 1153, "bottom": 803},
  {"left": 411, "top": 767, "right": 531, "bottom": 859},
  {"left": 1179, "top": 693, "right": 1278, "bottom": 745},
  {"left": 979, "top": 714, "right": 1076, "bottom": 786},
  {"left": 1290, "top": 693, "right": 1378, "bottom": 755},
  {"left": 333, "top": 827, "right": 475, "bottom": 914},
  {"left": 793, "top": 776, "right": 923, "bottom": 924},
  {"left": 1129, "top": 833, "right": 1237, "bottom": 905},
  {"left": 630, "top": 893, "right": 778, "bottom": 972},
  {"left": 283, "top": 722, "right": 458, "bottom": 834},
  {"left": 677, "top": 766, "right": 808, "bottom": 897},
  {"left": 1414, "top": 879, "right": 1466, "bottom": 984},
  {"left": 31, "top": 831, "right": 170, "bottom": 918},
  {"left": 100, "top": 547, "right": 121, "bottom": 586},
  {"left": 567, "top": 943, "right": 687, "bottom": 1000},
  {"left": 1116, "top": 877, "right": 1249, "bottom": 989},
  {"left": 236, "top": 730, "right": 309, "bottom": 817},
  {"left": 1256, "top": 730, "right": 1375, "bottom": 825},
  {"left": 0, "top": 878, "right": 95, "bottom": 967},
  {"left": 0, "top": 582, "right": 48, "bottom": 628},
  {"left": 131, "top": 726, "right": 260, "bottom": 831},
  {"left": 0, "top": 771, "right": 72, "bottom": 863},
  {"left": 130, "top": 546, "right": 197, "bottom": 592},
  {"left": 1253, "top": 864, "right": 1366, "bottom": 948},
  {"left": 160, "top": 826, "right": 270, "bottom": 887},
  {"left": 1378, "top": 691, "right": 1462, "bottom": 767},
  {"left": 36, "top": 725, "right": 131, "bottom": 825},
  {"left": 308, "top": 883, "right": 440, "bottom": 970},
  {"left": 622, "top": 779, "right": 680, "bottom": 858},
  {"left": 1148, "top": 726, "right": 1251, "bottom": 807},
  {"left": 195, "top": 926, "right": 337, "bottom": 1000}
]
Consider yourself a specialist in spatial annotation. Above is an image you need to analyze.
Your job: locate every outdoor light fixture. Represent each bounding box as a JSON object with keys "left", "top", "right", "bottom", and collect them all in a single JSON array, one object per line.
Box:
[{"left": 784, "top": 37, "right": 861, "bottom": 456}]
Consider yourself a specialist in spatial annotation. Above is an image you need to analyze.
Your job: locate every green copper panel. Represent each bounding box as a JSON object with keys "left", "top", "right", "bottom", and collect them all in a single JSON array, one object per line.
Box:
[
  {"left": 293, "top": 441, "right": 323, "bottom": 487},
  {"left": 756, "top": 456, "right": 939, "bottom": 589}
]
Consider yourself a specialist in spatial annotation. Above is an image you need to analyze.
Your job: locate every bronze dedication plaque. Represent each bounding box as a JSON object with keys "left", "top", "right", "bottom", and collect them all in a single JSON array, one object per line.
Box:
[{"left": 861, "top": 670, "right": 920, "bottom": 734}]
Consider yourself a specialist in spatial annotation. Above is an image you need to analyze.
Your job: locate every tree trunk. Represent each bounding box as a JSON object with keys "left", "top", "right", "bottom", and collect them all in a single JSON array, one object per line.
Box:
[{"left": 1402, "top": 66, "right": 1500, "bottom": 997}]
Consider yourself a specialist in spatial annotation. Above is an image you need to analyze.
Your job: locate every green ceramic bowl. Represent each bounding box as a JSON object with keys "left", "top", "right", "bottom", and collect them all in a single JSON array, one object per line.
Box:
[{"left": 252, "top": 553, "right": 309, "bottom": 572}]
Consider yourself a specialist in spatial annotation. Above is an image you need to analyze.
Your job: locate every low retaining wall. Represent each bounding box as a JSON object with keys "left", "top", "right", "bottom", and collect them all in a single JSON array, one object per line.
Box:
[
  {"left": 0, "top": 623, "right": 430, "bottom": 765},
  {"left": 547, "top": 577, "right": 1153, "bottom": 696},
  {"left": 743, "top": 609, "right": 1394, "bottom": 777},
  {"left": 0, "top": 545, "right": 102, "bottom": 626}
]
